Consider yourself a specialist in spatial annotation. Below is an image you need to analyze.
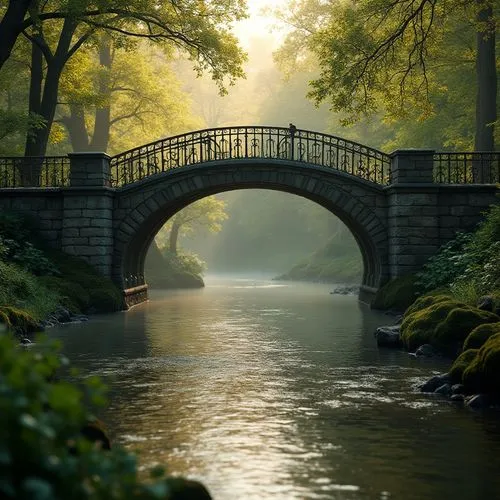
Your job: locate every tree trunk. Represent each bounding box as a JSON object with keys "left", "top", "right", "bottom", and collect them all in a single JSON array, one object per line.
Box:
[
  {"left": 24, "top": 17, "right": 77, "bottom": 157},
  {"left": 90, "top": 36, "right": 113, "bottom": 152},
  {"left": 474, "top": 2, "right": 496, "bottom": 153},
  {"left": 0, "top": 0, "right": 33, "bottom": 71},
  {"left": 24, "top": 38, "right": 43, "bottom": 151},
  {"left": 63, "top": 104, "right": 90, "bottom": 151},
  {"left": 169, "top": 220, "right": 181, "bottom": 254},
  {"left": 22, "top": 36, "right": 43, "bottom": 185}
]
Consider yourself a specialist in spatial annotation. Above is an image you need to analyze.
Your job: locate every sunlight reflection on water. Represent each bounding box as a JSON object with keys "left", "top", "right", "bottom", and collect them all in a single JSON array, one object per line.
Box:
[{"left": 51, "top": 279, "right": 500, "bottom": 500}]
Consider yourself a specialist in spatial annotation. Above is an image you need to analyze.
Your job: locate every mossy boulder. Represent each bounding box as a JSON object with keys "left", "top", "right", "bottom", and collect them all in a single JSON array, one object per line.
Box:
[
  {"left": 371, "top": 275, "right": 418, "bottom": 311},
  {"left": 0, "top": 305, "right": 39, "bottom": 334},
  {"left": 434, "top": 308, "right": 499, "bottom": 347},
  {"left": 463, "top": 322, "right": 500, "bottom": 351},
  {"left": 400, "top": 296, "right": 499, "bottom": 352},
  {"left": 403, "top": 294, "right": 452, "bottom": 318},
  {"left": 400, "top": 299, "right": 464, "bottom": 351},
  {"left": 449, "top": 349, "right": 479, "bottom": 383},
  {"left": 463, "top": 333, "right": 500, "bottom": 394}
]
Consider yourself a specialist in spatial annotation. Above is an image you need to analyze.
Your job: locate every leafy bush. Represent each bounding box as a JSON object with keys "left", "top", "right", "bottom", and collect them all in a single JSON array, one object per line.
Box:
[
  {"left": 0, "top": 334, "right": 212, "bottom": 499},
  {"left": 146, "top": 245, "right": 205, "bottom": 289},
  {"left": 38, "top": 276, "right": 90, "bottom": 314},
  {"left": 43, "top": 251, "right": 123, "bottom": 313},
  {"left": 0, "top": 212, "right": 57, "bottom": 276},
  {"left": 416, "top": 203, "right": 500, "bottom": 298},
  {"left": 415, "top": 232, "right": 473, "bottom": 293},
  {"left": 0, "top": 261, "right": 59, "bottom": 332}
]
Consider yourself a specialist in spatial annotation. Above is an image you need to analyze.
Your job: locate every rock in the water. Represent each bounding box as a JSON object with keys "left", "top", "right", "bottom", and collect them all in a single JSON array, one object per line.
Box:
[
  {"left": 465, "top": 394, "right": 491, "bottom": 409},
  {"left": 330, "top": 285, "right": 359, "bottom": 295},
  {"left": 53, "top": 306, "right": 72, "bottom": 323},
  {"left": 434, "top": 383, "right": 452, "bottom": 396},
  {"left": 374, "top": 325, "right": 401, "bottom": 348},
  {"left": 477, "top": 295, "right": 495, "bottom": 312},
  {"left": 451, "top": 384, "right": 466, "bottom": 395},
  {"left": 167, "top": 478, "right": 212, "bottom": 500},
  {"left": 450, "top": 394, "right": 464, "bottom": 402},
  {"left": 415, "top": 344, "right": 436, "bottom": 357},
  {"left": 419, "top": 374, "right": 451, "bottom": 392}
]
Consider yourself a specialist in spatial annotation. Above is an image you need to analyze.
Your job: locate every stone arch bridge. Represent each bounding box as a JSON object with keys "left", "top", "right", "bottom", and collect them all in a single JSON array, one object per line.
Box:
[{"left": 0, "top": 126, "right": 498, "bottom": 306}]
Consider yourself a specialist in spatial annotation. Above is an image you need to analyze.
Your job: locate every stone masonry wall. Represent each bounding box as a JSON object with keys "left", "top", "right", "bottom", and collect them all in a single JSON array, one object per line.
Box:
[
  {"left": 0, "top": 189, "right": 64, "bottom": 248},
  {"left": 61, "top": 189, "right": 114, "bottom": 277},
  {"left": 386, "top": 184, "right": 498, "bottom": 279}
]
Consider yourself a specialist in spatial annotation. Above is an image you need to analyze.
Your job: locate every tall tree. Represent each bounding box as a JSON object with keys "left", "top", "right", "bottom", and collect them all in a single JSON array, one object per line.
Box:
[
  {"left": 0, "top": 0, "right": 33, "bottom": 71},
  {"left": 1, "top": 0, "right": 247, "bottom": 159},
  {"left": 155, "top": 196, "right": 228, "bottom": 255},
  {"left": 58, "top": 43, "right": 202, "bottom": 154},
  {"left": 275, "top": 0, "right": 498, "bottom": 151}
]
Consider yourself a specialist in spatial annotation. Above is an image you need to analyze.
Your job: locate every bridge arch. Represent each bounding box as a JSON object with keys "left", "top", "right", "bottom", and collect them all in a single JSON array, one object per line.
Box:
[{"left": 112, "top": 160, "right": 389, "bottom": 301}]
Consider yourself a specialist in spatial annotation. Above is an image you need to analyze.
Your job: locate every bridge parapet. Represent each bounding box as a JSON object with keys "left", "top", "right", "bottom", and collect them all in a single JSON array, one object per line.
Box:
[{"left": 110, "top": 126, "right": 392, "bottom": 187}]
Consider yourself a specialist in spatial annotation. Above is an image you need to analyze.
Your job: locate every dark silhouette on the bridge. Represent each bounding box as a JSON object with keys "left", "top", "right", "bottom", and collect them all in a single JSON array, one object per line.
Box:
[{"left": 0, "top": 125, "right": 498, "bottom": 306}]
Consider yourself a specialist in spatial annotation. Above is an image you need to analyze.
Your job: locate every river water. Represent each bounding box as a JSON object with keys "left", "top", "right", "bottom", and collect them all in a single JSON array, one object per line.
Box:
[{"left": 51, "top": 278, "right": 500, "bottom": 500}]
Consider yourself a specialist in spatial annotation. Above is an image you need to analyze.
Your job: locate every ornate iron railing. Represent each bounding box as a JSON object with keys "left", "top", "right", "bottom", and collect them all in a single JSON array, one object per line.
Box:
[
  {"left": 434, "top": 152, "right": 500, "bottom": 184},
  {"left": 110, "top": 126, "right": 392, "bottom": 187},
  {"left": 0, "top": 156, "right": 70, "bottom": 188}
]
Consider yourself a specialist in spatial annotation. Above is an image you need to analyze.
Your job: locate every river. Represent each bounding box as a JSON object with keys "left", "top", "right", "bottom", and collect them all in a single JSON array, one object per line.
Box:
[{"left": 50, "top": 278, "right": 500, "bottom": 500}]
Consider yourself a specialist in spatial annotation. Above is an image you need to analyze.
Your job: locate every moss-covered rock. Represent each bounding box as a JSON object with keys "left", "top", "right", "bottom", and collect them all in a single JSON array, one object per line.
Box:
[
  {"left": 463, "top": 322, "right": 500, "bottom": 351},
  {"left": 0, "top": 305, "right": 39, "bottom": 334},
  {"left": 400, "top": 299, "right": 463, "bottom": 351},
  {"left": 434, "top": 308, "right": 499, "bottom": 346},
  {"left": 463, "top": 333, "right": 500, "bottom": 394},
  {"left": 400, "top": 295, "right": 499, "bottom": 352},
  {"left": 449, "top": 349, "right": 479, "bottom": 383},
  {"left": 403, "top": 294, "right": 452, "bottom": 318},
  {"left": 371, "top": 275, "right": 418, "bottom": 311}
]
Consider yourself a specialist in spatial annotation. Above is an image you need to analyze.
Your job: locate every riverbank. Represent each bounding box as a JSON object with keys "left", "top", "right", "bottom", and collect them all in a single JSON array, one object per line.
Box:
[
  {"left": 374, "top": 292, "right": 500, "bottom": 409},
  {"left": 373, "top": 202, "right": 500, "bottom": 409},
  {"left": 0, "top": 212, "right": 124, "bottom": 339}
]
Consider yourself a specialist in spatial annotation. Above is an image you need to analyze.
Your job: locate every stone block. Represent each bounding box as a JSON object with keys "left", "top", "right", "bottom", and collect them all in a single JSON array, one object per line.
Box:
[
  {"left": 63, "top": 218, "right": 90, "bottom": 228},
  {"left": 62, "top": 237, "right": 88, "bottom": 246},
  {"left": 63, "top": 228, "right": 79, "bottom": 238},
  {"left": 89, "top": 237, "right": 114, "bottom": 246},
  {"left": 80, "top": 227, "right": 108, "bottom": 237},
  {"left": 64, "top": 197, "right": 87, "bottom": 209},
  {"left": 86, "top": 196, "right": 113, "bottom": 209},
  {"left": 408, "top": 216, "right": 438, "bottom": 227},
  {"left": 90, "top": 218, "right": 113, "bottom": 228},
  {"left": 82, "top": 208, "right": 112, "bottom": 219},
  {"left": 73, "top": 245, "right": 109, "bottom": 256}
]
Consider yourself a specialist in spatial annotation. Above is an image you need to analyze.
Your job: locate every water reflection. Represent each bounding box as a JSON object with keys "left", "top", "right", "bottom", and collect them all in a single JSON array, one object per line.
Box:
[{"left": 51, "top": 279, "right": 500, "bottom": 499}]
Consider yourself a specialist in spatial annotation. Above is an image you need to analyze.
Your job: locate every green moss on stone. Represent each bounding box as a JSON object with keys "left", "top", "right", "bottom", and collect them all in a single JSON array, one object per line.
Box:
[
  {"left": 463, "top": 322, "right": 500, "bottom": 351},
  {"left": 434, "top": 308, "right": 499, "bottom": 346},
  {"left": 400, "top": 299, "right": 463, "bottom": 351},
  {"left": 463, "top": 333, "right": 500, "bottom": 394},
  {"left": 371, "top": 275, "right": 418, "bottom": 311},
  {"left": 0, "top": 305, "right": 38, "bottom": 333},
  {"left": 449, "top": 349, "right": 479, "bottom": 383},
  {"left": 403, "top": 294, "right": 452, "bottom": 318}
]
